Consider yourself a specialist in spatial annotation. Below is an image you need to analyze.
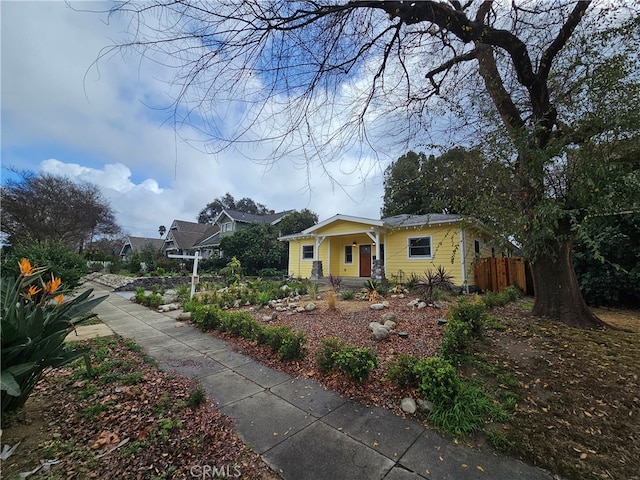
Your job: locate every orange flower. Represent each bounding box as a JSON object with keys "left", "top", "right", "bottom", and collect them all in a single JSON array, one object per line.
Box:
[
  {"left": 22, "top": 284, "right": 42, "bottom": 299},
  {"left": 19, "top": 258, "right": 34, "bottom": 276},
  {"left": 45, "top": 274, "right": 62, "bottom": 294},
  {"left": 54, "top": 294, "right": 64, "bottom": 304}
]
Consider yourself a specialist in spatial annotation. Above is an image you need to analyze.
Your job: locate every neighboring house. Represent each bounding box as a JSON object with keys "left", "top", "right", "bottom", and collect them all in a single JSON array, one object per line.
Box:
[
  {"left": 119, "top": 236, "right": 165, "bottom": 259},
  {"left": 194, "top": 209, "right": 293, "bottom": 256},
  {"left": 162, "top": 220, "right": 218, "bottom": 259},
  {"left": 279, "top": 213, "right": 515, "bottom": 290}
]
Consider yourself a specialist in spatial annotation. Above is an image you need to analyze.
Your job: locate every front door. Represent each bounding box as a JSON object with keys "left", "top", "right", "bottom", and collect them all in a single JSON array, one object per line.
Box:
[{"left": 359, "top": 245, "right": 372, "bottom": 277}]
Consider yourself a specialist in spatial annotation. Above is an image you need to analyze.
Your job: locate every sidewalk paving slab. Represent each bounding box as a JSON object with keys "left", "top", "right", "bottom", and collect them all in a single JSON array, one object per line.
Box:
[
  {"left": 383, "top": 466, "right": 427, "bottom": 479},
  {"left": 221, "top": 390, "right": 315, "bottom": 454},
  {"left": 398, "top": 431, "right": 554, "bottom": 480},
  {"left": 158, "top": 355, "right": 227, "bottom": 379},
  {"left": 233, "top": 361, "right": 292, "bottom": 388},
  {"left": 199, "top": 370, "right": 264, "bottom": 407},
  {"left": 270, "top": 377, "right": 346, "bottom": 418},
  {"left": 205, "top": 349, "right": 255, "bottom": 368},
  {"left": 323, "top": 402, "right": 425, "bottom": 461},
  {"left": 263, "top": 421, "right": 395, "bottom": 480}
]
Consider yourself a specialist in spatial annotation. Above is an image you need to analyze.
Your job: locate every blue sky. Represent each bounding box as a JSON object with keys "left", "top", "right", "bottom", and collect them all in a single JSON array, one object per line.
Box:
[{"left": 1, "top": 1, "right": 396, "bottom": 238}]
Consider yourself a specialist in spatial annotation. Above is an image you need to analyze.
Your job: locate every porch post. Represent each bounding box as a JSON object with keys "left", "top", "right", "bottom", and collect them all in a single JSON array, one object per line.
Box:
[
  {"left": 371, "top": 229, "right": 385, "bottom": 282},
  {"left": 311, "top": 235, "right": 324, "bottom": 279}
]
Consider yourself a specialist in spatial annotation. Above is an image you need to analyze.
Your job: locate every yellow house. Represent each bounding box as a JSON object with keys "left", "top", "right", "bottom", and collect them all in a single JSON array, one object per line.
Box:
[{"left": 279, "top": 213, "right": 514, "bottom": 290}]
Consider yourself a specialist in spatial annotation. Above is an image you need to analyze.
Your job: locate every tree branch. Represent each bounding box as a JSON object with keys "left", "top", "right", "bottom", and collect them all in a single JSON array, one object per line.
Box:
[{"left": 537, "top": 1, "right": 590, "bottom": 83}]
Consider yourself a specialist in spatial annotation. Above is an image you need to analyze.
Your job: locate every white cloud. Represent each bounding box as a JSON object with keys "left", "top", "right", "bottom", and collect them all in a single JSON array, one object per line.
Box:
[{"left": 1, "top": 1, "right": 390, "bottom": 239}]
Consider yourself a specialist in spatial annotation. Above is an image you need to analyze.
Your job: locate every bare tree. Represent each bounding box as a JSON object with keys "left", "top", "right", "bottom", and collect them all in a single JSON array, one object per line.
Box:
[
  {"left": 1, "top": 171, "right": 122, "bottom": 252},
  {"left": 95, "top": 1, "right": 640, "bottom": 327}
]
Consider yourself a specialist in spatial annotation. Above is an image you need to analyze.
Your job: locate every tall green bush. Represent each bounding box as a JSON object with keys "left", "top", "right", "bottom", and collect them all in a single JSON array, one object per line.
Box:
[
  {"left": 439, "top": 297, "right": 488, "bottom": 360},
  {"left": 414, "top": 357, "right": 461, "bottom": 406},
  {"left": 1, "top": 258, "right": 105, "bottom": 417},
  {"left": 1, "top": 241, "right": 87, "bottom": 289}
]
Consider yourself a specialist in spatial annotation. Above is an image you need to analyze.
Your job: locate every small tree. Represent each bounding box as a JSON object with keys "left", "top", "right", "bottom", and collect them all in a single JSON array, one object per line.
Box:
[{"left": 220, "top": 223, "right": 287, "bottom": 275}]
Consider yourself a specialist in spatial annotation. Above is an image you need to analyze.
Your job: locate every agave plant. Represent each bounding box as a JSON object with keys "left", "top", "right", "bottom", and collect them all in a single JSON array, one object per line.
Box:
[{"left": 1, "top": 258, "right": 106, "bottom": 417}]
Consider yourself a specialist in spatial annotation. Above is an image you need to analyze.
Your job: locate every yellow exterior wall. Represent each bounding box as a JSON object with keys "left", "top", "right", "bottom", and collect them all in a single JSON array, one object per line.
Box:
[{"left": 384, "top": 224, "right": 465, "bottom": 284}]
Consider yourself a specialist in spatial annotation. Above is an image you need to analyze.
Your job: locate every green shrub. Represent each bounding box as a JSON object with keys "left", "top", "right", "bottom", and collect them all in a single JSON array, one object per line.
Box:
[
  {"left": 386, "top": 354, "right": 420, "bottom": 387},
  {"left": 256, "top": 325, "right": 293, "bottom": 351},
  {"left": 186, "top": 388, "right": 206, "bottom": 409},
  {"left": 502, "top": 285, "right": 522, "bottom": 302},
  {"left": 256, "top": 291, "right": 271, "bottom": 306},
  {"left": 414, "top": 357, "right": 460, "bottom": 406},
  {"left": 256, "top": 325, "right": 306, "bottom": 361},
  {"left": 482, "top": 286, "right": 522, "bottom": 308},
  {"left": 1, "top": 241, "right": 87, "bottom": 289},
  {"left": 316, "top": 337, "right": 346, "bottom": 372},
  {"left": 440, "top": 297, "right": 488, "bottom": 360},
  {"left": 1, "top": 258, "right": 105, "bottom": 417},
  {"left": 334, "top": 346, "right": 379, "bottom": 382},
  {"left": 428, "top": 382, "right": 495, "bottom": 435},
  {"left": 191, "top": 305, "right": 225, "bottom": 331},
  {"left": 363, "top": 279, "right": 380, "bottom": 294},
  {"left": 339, "top": 290, "right": 355, "bottom": 300},
  {"left": 223, "top": 311, "right": 260, "bottom": 339},
  {"left": 277, "top": 331, "right": 307, "bottom": 361}
]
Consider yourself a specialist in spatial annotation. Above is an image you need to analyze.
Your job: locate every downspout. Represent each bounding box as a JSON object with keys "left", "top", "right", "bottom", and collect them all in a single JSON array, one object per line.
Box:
[{"left": 460, "top": 229, "right": 469, "bottom": 293}]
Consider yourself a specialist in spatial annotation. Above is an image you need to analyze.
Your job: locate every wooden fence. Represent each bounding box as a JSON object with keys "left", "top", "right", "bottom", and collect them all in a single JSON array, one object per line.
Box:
[{"left": 474, "top": 257, "right": 527, "bottom": 293}]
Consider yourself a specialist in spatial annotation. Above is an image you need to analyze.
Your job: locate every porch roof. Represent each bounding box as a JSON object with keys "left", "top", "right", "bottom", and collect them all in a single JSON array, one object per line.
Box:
[{"left": 278, "top": 213, "right": 466, "bottom": 241}]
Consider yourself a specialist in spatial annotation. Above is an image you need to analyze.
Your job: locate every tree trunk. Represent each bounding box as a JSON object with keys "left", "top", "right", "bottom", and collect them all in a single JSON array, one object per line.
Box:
[{"left": 530, "top": 236, "right": 606, "bottom": 329}]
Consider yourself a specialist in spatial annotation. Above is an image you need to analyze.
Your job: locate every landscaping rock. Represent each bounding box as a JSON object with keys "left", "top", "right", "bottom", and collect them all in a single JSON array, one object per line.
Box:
[
  {"left": 384, "top": 320, "right": 397, "bottom": 330},
  {"left": 177, "top": 311, "right": 191, "bottom": 321},
  {"left": 401, "top": 397, "right": 417, "bottom": 414},
  {"left": 158, "top": 303, "right": 180, "bottom": 313},
  {"left": 417, "top": 301, "right": 427, "bottom": 309},
  {"left": 382, "top": 301, "right": 390, "bottom": 308},
  {"left": 370, "top": 303, "right": 385, "bottom": 310},
  {"left": 380, "top": 312, "right": 397, "bottom": 323},
  {"left": 407, "top": 299, "right": 419, "bottom": 307},
  {"left": 368, "top": 322, "right": 381, "bottom": 331},
  {"left": 305, "top": 302, "right": 316, "bottom": 312},
  {"left": 437, "top": 318, "right": 448, "bottom": 325},
  {"left": 371, "top": 324, "right": 391, "bottom": 341},
  {"left": 416, "top": 398, "right": 434, "bottom": 413}
]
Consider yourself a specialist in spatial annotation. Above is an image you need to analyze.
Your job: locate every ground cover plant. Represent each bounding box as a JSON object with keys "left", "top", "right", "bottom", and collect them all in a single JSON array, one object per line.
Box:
[{"left": 0, "top": 336, "right": 279, "bottom": 479}]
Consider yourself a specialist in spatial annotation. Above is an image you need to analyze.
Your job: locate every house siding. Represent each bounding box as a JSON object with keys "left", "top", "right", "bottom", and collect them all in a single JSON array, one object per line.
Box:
[{"left": 384, "top": 224, "right": 465, "bottom": 284}]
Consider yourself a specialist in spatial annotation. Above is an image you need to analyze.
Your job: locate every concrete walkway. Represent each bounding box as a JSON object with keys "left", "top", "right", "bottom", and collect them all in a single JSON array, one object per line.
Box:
[{"left": 88, "top": 283, "right": 554, "bottom": 480}]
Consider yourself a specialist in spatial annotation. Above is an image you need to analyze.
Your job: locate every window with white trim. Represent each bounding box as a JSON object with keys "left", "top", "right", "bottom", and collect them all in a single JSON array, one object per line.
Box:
[
  {"left": 408, "top": 236, "right": 432, "bottom": 258},
  {"left": 222, "top": 222, "right": 233, "bottom": 232},
  {"left": 344, "top": 245, "right": 353, "bottom": 264},
  {"left": 302, "top": 245, "right": 314, "bottom": 260}
]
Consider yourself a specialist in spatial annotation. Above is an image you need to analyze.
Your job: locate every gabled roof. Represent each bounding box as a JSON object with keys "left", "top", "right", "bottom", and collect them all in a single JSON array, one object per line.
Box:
[
  {"left": 278, "top": 213, "right": 468, "bottom": 241},
  {"left": 193, "top": 230, "right": 221, "bottom": 248},
  {"left": 215, "top": 209, "right": 294, "bottom": 226},
  {"left": 165, "top": 220, "right": 217, "bottom": 250},
  {"left": 120, "top": 236, "right": 165, "bottom": 256}
]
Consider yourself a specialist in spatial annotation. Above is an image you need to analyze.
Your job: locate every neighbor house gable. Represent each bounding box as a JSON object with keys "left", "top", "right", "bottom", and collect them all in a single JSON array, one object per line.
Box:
[{"left": 119, "top": 236, "right": 164, "bottom": 258}]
